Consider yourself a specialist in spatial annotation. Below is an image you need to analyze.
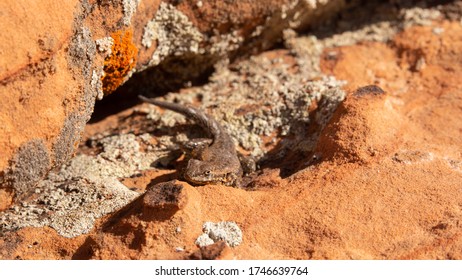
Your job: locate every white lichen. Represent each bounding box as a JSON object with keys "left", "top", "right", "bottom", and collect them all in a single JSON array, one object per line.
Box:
[
  {"left": 0, "top": 133, "right": 165, "bottom": 238},
  {"left": 142, "top": 2, "right": 204, "bottom": 67},
  {"left": 402, "top": 7, "right": 442, "bottom": 27},
  {"left": 303, "top": 0, "right": 329, "bottom": 9},
  {"left": 208, "top": 31, "right": 243, "bottom": 55},
  {"left": 95, "top": 37, "right": 115, "bottom": 57},
  {"left": 122, "top": 0, "right": 141, "bottom": 26},
  {"left": 122, "top": 67, "right": 137, "bottom": 84},
  {"left": 195, "top": 221, "right": 243, "bottom": 247},
  {"left": 91, "top": 69, "right": 105, "bottom": 100}
]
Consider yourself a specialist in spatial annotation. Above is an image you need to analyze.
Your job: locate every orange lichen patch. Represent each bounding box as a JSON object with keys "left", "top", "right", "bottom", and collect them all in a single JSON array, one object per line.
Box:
[{"left": 102, "top": 29, "right": 138, "bottom": 95}]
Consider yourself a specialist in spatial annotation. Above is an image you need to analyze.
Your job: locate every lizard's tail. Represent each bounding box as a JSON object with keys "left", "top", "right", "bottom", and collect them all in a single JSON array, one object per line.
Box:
[
  {"left": 138, "top": 95, "right": 221, "bottom": 137},
  {"left": 138, "top": 95, "right": 191, "bottom": 115}
]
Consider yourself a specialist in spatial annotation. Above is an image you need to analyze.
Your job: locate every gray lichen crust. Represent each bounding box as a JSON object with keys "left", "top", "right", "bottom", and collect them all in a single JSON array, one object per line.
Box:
[
  {"left": 142, "top": 2, "right": 449, "bottom": 166},
  {"left": 195, "top": 221, "right": 243, "bottom": 248},
  {"left": 2, "top": 140, "right": 50, "bottom": 198},
  {"left": 53, "top": 112, "right": 87, "bottom": 168},
  {"left": 122, "top": 0, "right": 140, "bottom": 26},
  {"left": 149, "top": 40, "right": 346, "bottom": 162},
  {"left": 142, "top": 2, "right": 204, "bottom": 67},
  {"left": 0, "top": 133, "right": 165, "bottom": 238},
  {"left": 95, "top": 37, "right": 115, "bottom": 57}
]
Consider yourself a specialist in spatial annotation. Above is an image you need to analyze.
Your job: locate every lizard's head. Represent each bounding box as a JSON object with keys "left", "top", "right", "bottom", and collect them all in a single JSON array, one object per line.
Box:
[{"left": 183, "top": 159, "right": 239, "bottom": 186}]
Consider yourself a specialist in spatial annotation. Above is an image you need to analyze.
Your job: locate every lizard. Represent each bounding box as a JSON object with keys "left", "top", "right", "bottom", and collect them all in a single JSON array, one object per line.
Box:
[{"left": 139, "top": 95, "right": 243, "bottom": 187}]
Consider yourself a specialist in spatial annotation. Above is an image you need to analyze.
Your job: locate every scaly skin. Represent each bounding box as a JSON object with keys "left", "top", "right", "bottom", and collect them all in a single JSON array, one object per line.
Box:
[{"left": 139, "top": 95, "right": 242, "bottom": 186}]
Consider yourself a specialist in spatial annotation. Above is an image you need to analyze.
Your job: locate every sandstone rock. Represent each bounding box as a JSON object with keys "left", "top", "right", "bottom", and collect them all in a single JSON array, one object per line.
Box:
[
  {"left": 189, "top": 240, "right": 232, "bottom": 260},
  {"left": 316, "top": 85, "right": 402, "bottom": 163},
  {"left": 142, "top": 180, "right": 187, "bottom": 211}
]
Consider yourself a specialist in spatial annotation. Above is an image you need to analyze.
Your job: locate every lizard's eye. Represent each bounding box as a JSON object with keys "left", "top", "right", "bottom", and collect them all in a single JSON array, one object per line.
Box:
[{"left": 204, "top": 170, "right": 211, "bottom": 175}]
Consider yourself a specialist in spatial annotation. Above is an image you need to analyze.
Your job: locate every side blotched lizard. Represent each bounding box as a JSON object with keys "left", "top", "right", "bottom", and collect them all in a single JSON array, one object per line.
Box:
[{"left": 139, "top": 95, "right": 242, "bottom": 187}]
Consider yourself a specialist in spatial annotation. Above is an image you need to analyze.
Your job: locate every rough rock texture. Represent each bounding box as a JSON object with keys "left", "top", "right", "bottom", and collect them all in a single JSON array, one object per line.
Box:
[
  {"left": 0, "top": 0, "right": 346, "bottom": 202},
  {"left": 195, "top": 221, "right": 243, "bottom": 248},
  {"left": 1, "top": 1, "right": 462, "bottom": 260}
]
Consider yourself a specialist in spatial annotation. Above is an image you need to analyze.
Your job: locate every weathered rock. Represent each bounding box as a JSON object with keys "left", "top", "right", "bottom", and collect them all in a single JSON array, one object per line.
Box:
[
  {"left": 316, "top": 85, "right": 402, "bottom": 163},
  {"left": 189, "top": 240, "right": 231, "bottom": 260},
  {"left": 142, "top": 180, "right": 186, "bottom": 211},
  {"left": 195, "top": 221, "right": 243, "bottom": 248}
]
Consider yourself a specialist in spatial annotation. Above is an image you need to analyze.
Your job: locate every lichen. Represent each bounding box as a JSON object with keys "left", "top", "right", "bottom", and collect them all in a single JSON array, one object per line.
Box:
[
  {"left": 102, "top": 29, "right": 138, "bottom": 94},
  {"left": 0, "top": 176, "right": 138, "bottom": 238},
  {"left": 58, "top": 134, "right": 157, "bottom": 179},
  {"left": 53, "top": 112, "right": 87, "bottom": 168},
  {"left": 195, "top": 221, "right": 243, "bottom": 247},
  {"left": 208, "top": 31, "right": 243, "bottom": 55},
  {"left": 91, "top": 69, "right": 104, "bottom": 100},
  {"left": 3, "top": 139, "right": 51, "bottom": 197},
  {"left": 141, "top": 2, "right": 204, "bottom": 67},
  {"left": 0, "top": 133, "right": 163, "bottom": 238},
  {"left": 95, "top": 37, "right": 115, "bottom": 57},
  {"left": 154, "top": 49, "right": 346, "bottom": 160},
  {"left": 68, "top": 26, "right": 96, "bottom": 78},
  {"left": 122, "top": 0, "right": 140, "bottom": 26},
  {"left": 402, "top": 7, "right": 442, "bottom": 27},
  {"left": 66, "top": 22, "right": 100, "bottom": 159}
]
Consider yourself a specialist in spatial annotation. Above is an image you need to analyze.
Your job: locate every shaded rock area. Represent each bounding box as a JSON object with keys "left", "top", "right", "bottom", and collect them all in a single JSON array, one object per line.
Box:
[{"left": 1, "top": 1, "right": 462, "bottom": 260}]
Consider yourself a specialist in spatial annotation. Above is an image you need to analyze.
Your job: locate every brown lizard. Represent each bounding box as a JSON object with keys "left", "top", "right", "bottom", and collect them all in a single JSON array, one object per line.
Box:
[{"left": 139, "top": 95, "right": 242, "bottom": 187}]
